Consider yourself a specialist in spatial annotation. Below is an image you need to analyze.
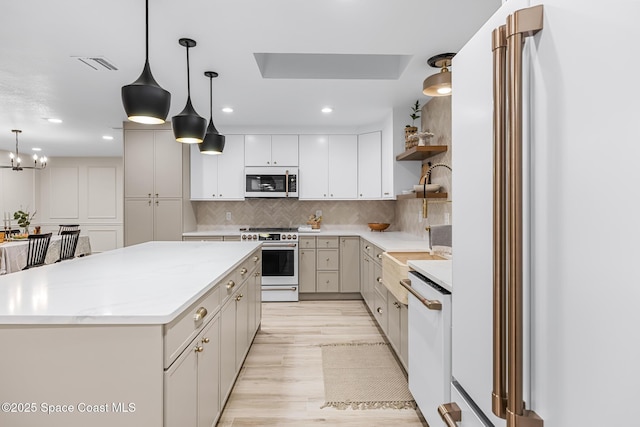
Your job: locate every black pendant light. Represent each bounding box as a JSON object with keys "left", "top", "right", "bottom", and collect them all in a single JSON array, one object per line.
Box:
[
  {"left": 199, "top": 71, "right": 226, "bottom": 155},
  {"left": 121, "top": 0, "right": 171, "bottom": 124},
  {"left": 172, "top": 38, "right": 207, "bottom": 143}
]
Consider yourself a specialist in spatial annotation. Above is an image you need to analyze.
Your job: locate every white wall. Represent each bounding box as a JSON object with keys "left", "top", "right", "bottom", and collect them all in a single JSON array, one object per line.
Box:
[{"left": 37, "top": 157, "right": 123, "bottom": 252}]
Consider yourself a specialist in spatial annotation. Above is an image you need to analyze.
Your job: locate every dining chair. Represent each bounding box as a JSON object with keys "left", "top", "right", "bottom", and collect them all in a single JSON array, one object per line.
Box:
[
  {"left": 23, "top": 233, "right": 52, "bottom": 270},
  {"left": 57, "top": 230, "right": 81, "bottom": 262},
  {"left": 58, "top": 224, "right": 80, "bottom": 235}
]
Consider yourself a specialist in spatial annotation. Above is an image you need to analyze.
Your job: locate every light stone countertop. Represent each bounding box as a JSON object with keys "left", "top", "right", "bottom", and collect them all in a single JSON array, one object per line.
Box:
[
  {"left": 0, "top": 241, "right": 261, "bottom": 325},
  {"left": 184, "top": 227, "right": 432, "bottom": 253}
]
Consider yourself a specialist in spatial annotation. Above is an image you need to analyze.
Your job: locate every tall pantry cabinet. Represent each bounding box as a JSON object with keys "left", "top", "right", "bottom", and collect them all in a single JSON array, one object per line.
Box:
[{"left": 124, "top": 123, "right": 195, "bottom": 246}]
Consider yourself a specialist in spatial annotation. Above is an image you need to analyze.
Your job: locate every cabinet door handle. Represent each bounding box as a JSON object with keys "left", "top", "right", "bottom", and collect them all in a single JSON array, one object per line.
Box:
[
  {"left": 236, "top": 293, "right": 243, "bottom": 301},
  {"left": 365, "top": 245, "right": 370, "bottom": 250},
  {"left": 253, "top": 256, "right": 260, "bottom": 262},
  {"left": 227, "top": 280, "right": 235, "bottom": 290},
  {"left": 201, "top": 337, "right": 210, "bottom": 344},
  {"left": 376, "top": 277, "right": 382, "bottom": 283},
  {"left": 254, "top": 272, "right": 260, "bottom": 277},
  {"left": 155, "top": 200, "right": 159, "bottom": 206},
  {"left": 194, "top": 307, "right": 208, "bottom": 322},
  {"left": 376, "top": 307, "right": 383, "bottom": 314},
  {"left": 148, "top": 193, "right": 151, "bottom": 198},
  {"left": 148, "top": 200, "right": 151, "bottom": 206},
  {"left": 377, "top": 253, "right": 382, "bottom": 259},
  {"left": 240, "top": 268, "right": 248, "bottom": 275},
  {"left": 393, "top": 301, "right": 401, "bottom": 309},
  {"left": 155, "top": 193, "right": 158, "bottom": 197},
  {"left": 194, "top": 346, "right": 204, "bottom": 353}
]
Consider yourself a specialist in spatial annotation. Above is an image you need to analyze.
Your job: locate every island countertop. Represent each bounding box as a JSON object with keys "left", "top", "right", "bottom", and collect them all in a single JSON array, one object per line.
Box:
[{"left": 0, "top": 241, "right": 261, "bottom": 325}]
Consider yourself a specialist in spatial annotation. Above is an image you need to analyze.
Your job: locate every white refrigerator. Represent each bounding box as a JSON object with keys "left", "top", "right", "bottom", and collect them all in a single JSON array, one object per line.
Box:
[{"left": 451, "top": 0, "right": 640, "bottom": 426}]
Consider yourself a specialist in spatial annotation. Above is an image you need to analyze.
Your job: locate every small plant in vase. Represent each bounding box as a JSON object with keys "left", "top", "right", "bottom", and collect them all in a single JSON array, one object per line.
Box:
[
  {"left": 13, "top": 210, "right": 36, "bottom": 236},
  {"left": 405, "top": 100, "right": 421, "bottom": 149}
]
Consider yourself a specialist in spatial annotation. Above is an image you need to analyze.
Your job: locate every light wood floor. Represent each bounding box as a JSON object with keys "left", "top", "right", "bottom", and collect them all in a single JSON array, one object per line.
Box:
[{"left": 216, "top": 300, "right": 426, "bottom": 426}]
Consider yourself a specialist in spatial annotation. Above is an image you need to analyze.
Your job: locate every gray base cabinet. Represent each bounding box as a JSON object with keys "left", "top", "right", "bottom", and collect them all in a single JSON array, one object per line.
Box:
[
  {"left": 360, "top": 238, "right": 408, "bottom": 369},
  {"left": 299, "top": 236, "right": 360, "bottom": 295}
]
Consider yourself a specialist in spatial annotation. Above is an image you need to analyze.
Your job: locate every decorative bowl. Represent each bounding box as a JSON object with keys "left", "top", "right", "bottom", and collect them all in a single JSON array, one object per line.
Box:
[{"left": 368, "top": 223, "right": 390, "bottom": 232}]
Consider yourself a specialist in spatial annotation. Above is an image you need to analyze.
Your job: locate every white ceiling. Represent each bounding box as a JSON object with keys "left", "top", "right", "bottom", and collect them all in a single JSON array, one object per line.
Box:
[{"left": 0, "top": 0, "right": 500, "bottom": 158}]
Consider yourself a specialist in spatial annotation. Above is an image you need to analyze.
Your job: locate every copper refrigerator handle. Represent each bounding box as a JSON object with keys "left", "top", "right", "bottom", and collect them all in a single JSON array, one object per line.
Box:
[
  {"left": 491, "top": 24, "right": 508, "bottom": 421},
  {"left": 505, "top": 5, "right": 544, "bottom": 427},
  {"left": 438, "top": 402, "right": 462, "bottom": 426}
]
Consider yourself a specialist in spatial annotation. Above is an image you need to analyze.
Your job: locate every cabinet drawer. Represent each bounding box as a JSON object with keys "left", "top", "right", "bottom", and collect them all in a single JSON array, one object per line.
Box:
[
  {"left": 317, "top": 249, "right": 339, "bottom": 270},
  {"left": 237, "top": 250, "right": 260, "bottom": 284},
  {"left": 299, "top": 236, "right": 316, "bottom": 248},
  {"left": 164, "top": 285, "right": 221, "bottom": 368},
  {"left": 317, "top": 237, "right": 339, "bottom": 248},
  {"left": 317, "top": 271, "right": 339, "bottom": 292},
  {"left": 373, "top": 288, "right": 388, "bottom": 333},
  {"left": 374, "top": 275, "right": 387, "bottom": 302}
]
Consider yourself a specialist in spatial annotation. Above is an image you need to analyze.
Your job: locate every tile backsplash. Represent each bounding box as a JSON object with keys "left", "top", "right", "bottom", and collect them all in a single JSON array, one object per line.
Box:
[
  {"left": 194, "top": 199, "right": 396, "bottom": 230},
  {"left": 195, "top": 97, "right": 452, "bottom": 237}
]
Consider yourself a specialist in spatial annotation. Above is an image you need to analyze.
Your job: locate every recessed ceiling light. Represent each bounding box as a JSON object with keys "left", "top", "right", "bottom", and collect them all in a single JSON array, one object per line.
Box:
[
  {"left": 47, "top": 118, "right": 62, "bottom": 123},
  {"left": 321, "top": 107, "right": 333, "bottom": 113},
  {"left": 32, "top": 147, "right": 42, "bottom": 152},
  {"left": 102, "top": 135, "right": 114, "bottom": 140},
  {"left": 222, "top": 107, "right": 233, "bottom": 113}
]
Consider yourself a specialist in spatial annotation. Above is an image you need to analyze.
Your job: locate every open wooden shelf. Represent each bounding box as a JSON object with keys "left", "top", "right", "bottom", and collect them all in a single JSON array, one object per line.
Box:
[
  {"left": 396, "top": 192, "right": 448, "bottom": 200},
  {"left": 396, "top": 145, "right": 448, "bottom": 161}
]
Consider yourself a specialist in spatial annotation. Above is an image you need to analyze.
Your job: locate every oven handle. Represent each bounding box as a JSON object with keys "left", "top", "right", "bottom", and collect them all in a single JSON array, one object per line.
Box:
[
  {"left": 262, "top": 243, "right": 298, "bottom": 248},
  {"left": 261, "top": 286, "right": 297, "bottom": 291}
]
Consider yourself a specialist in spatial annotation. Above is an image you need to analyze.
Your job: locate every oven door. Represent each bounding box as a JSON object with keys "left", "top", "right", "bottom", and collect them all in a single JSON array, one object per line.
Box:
[
  {"left": 245, "top": 167, "right": 298, "bottom": 198},
  {"left": 261, "top": 243, "right": 298, "bottom": 285}
]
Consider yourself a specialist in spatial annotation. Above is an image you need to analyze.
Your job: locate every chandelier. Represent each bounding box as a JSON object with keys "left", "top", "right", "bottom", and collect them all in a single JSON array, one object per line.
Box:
[{"left": 2, "top": 130, "right": 47, "bottom": 171}]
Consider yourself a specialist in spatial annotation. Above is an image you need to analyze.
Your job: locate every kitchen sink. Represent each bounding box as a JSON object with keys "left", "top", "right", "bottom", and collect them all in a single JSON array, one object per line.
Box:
[{"left": 381, "top": 251, "right": 445, "bottom": 305}]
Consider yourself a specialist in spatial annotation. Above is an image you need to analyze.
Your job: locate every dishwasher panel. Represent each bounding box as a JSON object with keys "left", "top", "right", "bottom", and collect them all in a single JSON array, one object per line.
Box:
[{"left": 408, "top": 270, "right": 452, "bottom": 426}]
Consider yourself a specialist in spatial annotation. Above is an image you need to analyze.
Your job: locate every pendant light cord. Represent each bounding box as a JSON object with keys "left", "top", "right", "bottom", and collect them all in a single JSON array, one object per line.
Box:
[
  {"left": 209, "top": 76, "right": 213, "bottom": 121},
  {"left": 145, "top": 0, "right": 149, "bottom": 62},
  {"left": 186, "top": 45, "right": 191, "bottom": 98}
]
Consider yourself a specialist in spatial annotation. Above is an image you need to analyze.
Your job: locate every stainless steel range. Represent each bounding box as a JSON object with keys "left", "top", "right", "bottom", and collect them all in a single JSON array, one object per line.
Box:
[{"left": 240, "top": 227, "right": 299, "bottom": 302}]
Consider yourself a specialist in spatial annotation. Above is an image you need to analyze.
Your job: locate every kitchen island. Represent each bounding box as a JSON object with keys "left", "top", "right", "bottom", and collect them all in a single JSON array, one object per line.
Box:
[{"left": 0, "top": 241, "right": 262, "bottom": 427}]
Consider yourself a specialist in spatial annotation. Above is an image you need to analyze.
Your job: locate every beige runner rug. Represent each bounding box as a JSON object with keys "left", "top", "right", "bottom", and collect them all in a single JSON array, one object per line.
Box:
[{"left": 320, "top": 342, "right": 416, "bottom": 410}]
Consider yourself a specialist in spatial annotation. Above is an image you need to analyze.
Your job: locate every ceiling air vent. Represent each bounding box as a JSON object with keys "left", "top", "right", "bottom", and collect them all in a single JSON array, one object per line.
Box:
[{"left": 73, "top": 56, "right": 118, "bottom": 71}]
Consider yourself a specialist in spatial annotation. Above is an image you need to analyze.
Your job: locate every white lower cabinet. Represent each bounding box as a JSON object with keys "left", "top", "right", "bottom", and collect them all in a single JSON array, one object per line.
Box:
[{"left": 165, "top": 315, "right": 220, "bottom": 427}]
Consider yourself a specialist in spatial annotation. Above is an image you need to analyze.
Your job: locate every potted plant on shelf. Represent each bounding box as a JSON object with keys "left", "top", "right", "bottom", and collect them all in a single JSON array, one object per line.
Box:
[
  {"left": 13, "top": 210, "right": 36, "bottom": 236},
  {"left": 405, "top": 100, "right": 421, "bottom": 149}
]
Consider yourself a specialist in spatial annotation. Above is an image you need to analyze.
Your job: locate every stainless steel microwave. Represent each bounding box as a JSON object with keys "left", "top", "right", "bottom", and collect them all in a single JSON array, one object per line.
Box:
[{"left": 244, "top": 167, "right": 298, "bottom": 198}]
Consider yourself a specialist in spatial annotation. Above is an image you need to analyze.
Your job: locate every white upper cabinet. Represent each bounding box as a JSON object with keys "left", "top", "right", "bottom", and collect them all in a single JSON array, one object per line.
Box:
[
  {"left": 299, "top": 135, "right": 329, "bottom": 199},
  {"left": 244, "top": 134, "right": 298, "bottom": 166},
  {"left": 299, "top": 135, "right": 357, "bottom": 200},
  {"left": 190, "top": 135, "right": 245, "bottom": 200},
  {"left": 328, "top": 135, "right": 358, "bottom": 199},
  {"left": 357, "top": 131, "right": 382, "bottom": 199}
]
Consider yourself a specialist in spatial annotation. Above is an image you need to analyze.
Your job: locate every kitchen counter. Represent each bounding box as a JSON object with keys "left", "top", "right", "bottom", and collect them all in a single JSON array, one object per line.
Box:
[
  {"left": 408, "top": 259, "right": 452, "bottom": 292},
  {"left": 185, "top": 227, "right": 431, "bottom": 252},
  {"left": 0, "top": 241, "right": 263, "bottom": 427},
  {"left": 0, "top": 241, "right": 261, "bottom": 325}
]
